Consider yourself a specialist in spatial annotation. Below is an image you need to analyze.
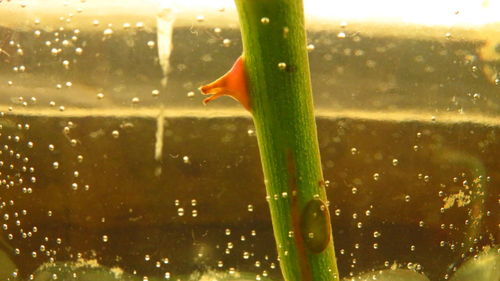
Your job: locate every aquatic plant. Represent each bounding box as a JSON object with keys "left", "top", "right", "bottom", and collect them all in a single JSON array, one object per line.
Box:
[{"left": 201, "top": 0, "right": 339, "bottom": 280}]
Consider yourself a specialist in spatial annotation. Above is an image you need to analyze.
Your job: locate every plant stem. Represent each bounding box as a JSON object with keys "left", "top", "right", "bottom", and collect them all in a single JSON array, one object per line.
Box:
[{"left": 234, "top": 1, "right": 339, "bottom": 280}]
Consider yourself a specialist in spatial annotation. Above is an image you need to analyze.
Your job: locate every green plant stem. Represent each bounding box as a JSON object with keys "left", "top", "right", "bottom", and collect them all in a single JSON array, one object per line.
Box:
[{"left": 234, "top": 1, "right": 339, "bottom": 280}]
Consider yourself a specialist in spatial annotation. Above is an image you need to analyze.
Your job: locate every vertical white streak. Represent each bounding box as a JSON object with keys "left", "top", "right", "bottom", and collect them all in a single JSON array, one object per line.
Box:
[
  {"left": 157, "top": 0, "right": 176, "bottom": 87},
  {"left": 155, "top": 106, "right": 165, "bottom": 162}
]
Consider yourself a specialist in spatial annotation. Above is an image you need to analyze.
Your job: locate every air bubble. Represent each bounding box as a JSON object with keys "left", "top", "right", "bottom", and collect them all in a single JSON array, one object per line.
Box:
[
  {"left": 277, "top": 62, "right": 286, "bottom": 70},
  {"left": 260, "top": 17, "right": 270, "bottom": 24}
]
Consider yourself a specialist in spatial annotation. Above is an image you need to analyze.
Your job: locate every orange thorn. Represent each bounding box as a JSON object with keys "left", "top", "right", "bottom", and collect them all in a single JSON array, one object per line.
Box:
[{"left": 199, "top": 55, "right": 250, "bottom": 111}]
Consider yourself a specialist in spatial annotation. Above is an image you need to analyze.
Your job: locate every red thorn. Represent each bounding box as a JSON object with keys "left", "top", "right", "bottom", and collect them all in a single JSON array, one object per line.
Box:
[{"left": 199, "top": 56, "right": 250, "bottom": 111}]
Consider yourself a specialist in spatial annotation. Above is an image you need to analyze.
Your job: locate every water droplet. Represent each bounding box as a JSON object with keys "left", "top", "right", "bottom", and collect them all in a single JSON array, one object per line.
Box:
[
  {"left": 243, "top": 251, "right": 250, "bottom": 259},
  {"left": 177, "top": 208, "right": 184, "bottom": 216},
  {"left": 222, "top": 38, "right": 231, "bottom": 47},
  {"left": 96, "top": 93, "right": 104, "bottom": 99},
  {"left": 373, "top": 173, "right": 380, "bottom": 181},
  {"left": 307, "top": 44, "right": 315, "bottom": 51},
  {"left": 300, "top": 199, "right": 331, "bottom": 253},
  {"left": 103, "top": 28, "right": 113, "bottom": 35},
  {"left": 102, "top": 235, "right": 108, "bottom": 242},
  {"left": 337, "top": 32, "right": 346, "bottom": 39},
  {"left": 277, "top": 62, "right": 286, "bottom": 70},
  {"left": 152, "top": 89, "right": 160, "bottom": 97},
  {"left": 111, "top": 130, "right": 120, "bottom": 138},
  {"left": 260, "top": 17, "right": 270, "bottom": 24},
  {"left": 247, "top": 204, "right": 254, "bottom": 212},
  {"left": 392, "top": 159, "right": 399, "bottom": 166},
  {"left": 147, "top": 41, "right": 155, "bottom": 48}
]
